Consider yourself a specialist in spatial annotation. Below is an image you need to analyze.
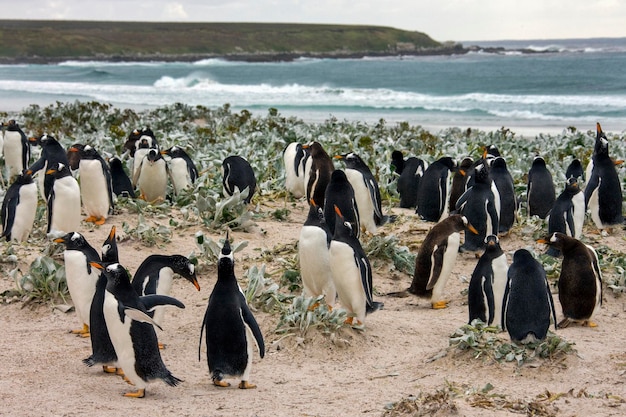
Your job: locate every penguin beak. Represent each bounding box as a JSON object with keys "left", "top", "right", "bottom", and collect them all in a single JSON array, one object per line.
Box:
[
  {"left": 53, "top": 237, "right": 65, "bottom": 244},
  {"left": 108, "top": 225, "right": 116, "bottom": 240},
  {"left": 90, "top": 261, "right": 104, "bottom": 270},
  {"left": 333, "top": 204, "right": 344, "bottom": 220},
  {"left": 45, "top": 168, "right": 56, "bottom": 175},
  {"left": 191, "top": 277, "right": 201, "bottom": 291},
  {"left": 309, "top": 198, "right": 317, "bottom": 208},
  {"left": 333, "top": 155, "right": 344, "bottom": 160},
  {"left": 28, "top": 137, "right": 37, "bottom": 143},
  {"left": 536, "top": 238, "right": 549, "bottom": 244},
  {"left": 459, "top": 169, "right": 466, "bottom": 176},
  {"left": 466, "top": 223, "right": 479, "bottom": 235}
]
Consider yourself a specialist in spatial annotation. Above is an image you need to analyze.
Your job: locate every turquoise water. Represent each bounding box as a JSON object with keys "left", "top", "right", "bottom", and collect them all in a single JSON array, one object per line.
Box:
[{"left": 1, "top": 37, "right": 626, "bottom": 133}]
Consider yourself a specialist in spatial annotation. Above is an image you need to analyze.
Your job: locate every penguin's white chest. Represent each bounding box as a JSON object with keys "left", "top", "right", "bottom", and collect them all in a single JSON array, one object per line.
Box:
[
  {"left": 329, "top": 240, "right": 367, "bottom": 322},
  {"left": 345, "top": 169, "right": 376, "bottom": 233},
  {"left": 79, "top": 159, "right": 110, "bottom": 218},
  {"left": 168, "top": 158, "right": 191, "bottom": 194},
  {"left": 571, "top": 192, "right": 585, "bottom": 238},
  {"left": 299, "top": 225, "right": 335, "bottom": 305},
  {"left": 64, "top": 250, "right": 100, "bottom": 326},
  {"left": 50, "top": 177, "right": 81, "bottom": 234},
  {"left": 490, "top": 253, "right": 509, "bottom": 329},
  {"left": 151, "top": 268, "right": 174, "bottom": 326},
  {"left": 10, "top": 182, "right": 38, "bottom": 242},
  {"left": 429, "top": 232, "right": 460, "bottom": 301},
  {"left": 3, "top": 131, "right": 25, "bottom": 176},
  {"left": 137, "top": 159, "right": 167, "bottom": 203},
  {"left": 283, "top": 144, "right": 306, "bottom": 198}
]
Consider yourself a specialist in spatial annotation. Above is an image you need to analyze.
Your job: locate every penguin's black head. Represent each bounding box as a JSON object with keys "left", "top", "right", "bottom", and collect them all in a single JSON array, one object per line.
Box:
[
  {"left": 437, "top": 156, "right": 456, "bottom": 170},
  {"left": 532, "top": 156, "right": 547, "bottom": 168},
  {"left": 484, "top": 234, "right": 499, "bottom": 246},
  {"left": 54, "top": 232, "right": 90, "bottom": 250},
  {"left": 565, "top": 177, "right": 580, "bottom": 192},
  {"left": 330, "top": 169, "right": 348, "bottom": 183},
  {"left": 474, "top": 163, "right": 490, "bottom": 183},
  {"left": 4, "top": 119, "right": 19, "bottom": 130},
  {"left": 491, "top": 157, "right": 507, "bottom": 169},
  {"left": 146, "top": 149, "right": 161, "bottom": 162}
]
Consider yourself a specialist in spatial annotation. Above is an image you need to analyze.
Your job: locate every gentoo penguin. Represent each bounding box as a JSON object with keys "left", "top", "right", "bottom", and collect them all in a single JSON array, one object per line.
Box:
[
  {"left": 406, "top": 214, "right": 478, "bottom": 309},
  {"left": 27, "top": 133, "right": 69, "bottom": 199},
  {"left": 54, "top": 232, "right": 102, "bottom": 337},
  {"left": 161, "top": 146, "right": 198, "bottom": 195},
  {"left": 1, "top": 172, "right": 38, "bottom": 242},
  {"left": 456, "top": 163, "right": 499, "bottom": 253},
  {"left": 585, "top": 123, "right": 606, "bottom": 184},
  {"left": 299, "top": 200, "right": 335, "bottom": 307},
  {"left": 527, "top": 156, "right": 555, "bottom": 219},
  {"left": 390, "top": 150, "right": 406, "bottom": 177},
  {"left": 584, "top": 124, "right": 624, "bottom": 233},
  {"left": 538, "top": 233, "right": 602, "bottom": 328},
  {"left": 131, "top": 254, "right": 200, "bottom": 330},
  {"left": 66, "top": 143, "right": 84, "bottom": 172},
  {"left": 131, "top": 132, "right": 159, "bottom": 186},
  {"left": 545, "top": 178, "right": 585, "bottom": 256},
  {"left": 397, "top": 157, "right": 427, "bottom": 209},
  {"left": 336, "top": 152, "right": 390, "bottom": 233},
  {"left": 91, "top": 261, "right": 184, "bottom": 398},
  {"left": 283, "top": 142, "right": 309, "bottom": 198},
  {"left": 199, "top": 237, "right": 265, "bottom": 389},
  {"left": 502, "top": 249, "right": 557, "bottom": 343},
  {"left": 565, "top": 158, "right": 584, "bottom": 182},
  {"left": 108, "top": 156, "right": 135, "bottom": 198},
  {"left": 468, "top": 235, "right": 508, "bottom": 328},
  {"left": 76, "top": 145, "right": 114, "bottom": 225},
  {"left": 123, "top": 128, "right": 143, "bottom": 157},
  {"left": 323, "top": 169, "right": 360, "bottom": 239},
  {"left": 134, "top": 149, "right": 168, "bottom": 203},
  {"left": 415, "top": 156, "right": 455, "bottom": 222},
  {"left": 449, "top": 157, "right": 473, "bottom": 213},
  {"left": 84, "top": 226, "right": 119, "bottom": 373},
  {"left": 490, "top": 157, "right": 516, "bottom": 234},
  {"left": 302, "top": 141, "right": 335, "bottom": 208},
  {"left": 222, "top": 155, "right": 257, "bottom": 204},
  {"left": 44, "top": 163, "right": 81, "bottom": 235},
  {"left": 329, "top": 206, "right": 383, "bottom": 325},
  {"left": 2, "top": 119, "right": 30, "bottom": 180}
]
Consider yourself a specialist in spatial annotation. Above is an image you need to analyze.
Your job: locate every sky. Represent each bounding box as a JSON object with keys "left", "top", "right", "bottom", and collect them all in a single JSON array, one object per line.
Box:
[{"left": 5, "top": 0, "right": 626, "bottom": 42}]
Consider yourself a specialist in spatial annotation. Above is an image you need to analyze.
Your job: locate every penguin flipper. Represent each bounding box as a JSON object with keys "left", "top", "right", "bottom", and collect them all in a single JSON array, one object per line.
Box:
[
  {"left": 365, "top": 177, "right": 384, "bottom": 223},
  {"left": 140, "top": 294, "right": 186, "bottom": 311},
  {"left": 425, "top": 244, "right": 445, "bottom": 291},
  {"left": 484, "top": 276, "right": 495, "bottom": 326},
  {"left": 583, "top": 173, "right": 600, "bottom": 206},
  {"left": 1, "top": 195, "right": 16, "bottom": 240},
  {"left": 124, "top": 306, "right": 164, "bottom": 331},
  {"left": 353, "top": 252, "right": 375, "bottom": 308},
  {"left": 240, "top": 301, "right": 265, "bottom": 358}
]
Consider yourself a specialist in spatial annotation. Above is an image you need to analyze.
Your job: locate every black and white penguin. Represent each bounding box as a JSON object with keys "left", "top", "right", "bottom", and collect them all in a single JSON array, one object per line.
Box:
[
  {"left": 527, "top": 156, "right": 555, "bottom": 219},
  {"left": 199, "top": 237, "right": 265, "bottom": 389},
  {"left": 1, "top": 171, "right": 38, "bottom": 242},
  {"left": 283, "top": 142, "right": 309, "bottom": 198},
  {"left": 468, "top": 235, "right": 508, "bottom": 328},
  {"left": 565, "top": 158, "right": 584, "bottom": 182},
  {"left": 123, "top": 128, "right": 143, "bottom": 157},
  {"left": 131, "top": 131, "right": 159, "bottom": 186},
  {"left": 161, "top": 146, "right": 198, "bottom": 195},
  {"left": 336, "top": 152, "right": 389, "bottom": 233},
  {"left": 54, "top": 232, "right": 102, "bottom": 337},
  {"left": 415, "top": 156, "right": 455, "bottom": 222},
  {"left": 108, "top": 156, "right": 135, "bottom": 198},
  {"left": 134, "top": 148, "right": 168, "bottom": 203},
  {"left": 222, "top": 155, "right": 257, "bottom": 204},
  {"left": 66, "top": 143, "right": 84, "bottom": 172},
  {"left": 91, "top": 261, "right": 184, "bottom": 398},
  {"left": 538, "top": 232, "right": 602, "bottom": 328},
  {"left": 299, "top": 200, "right": 335, "bottom": 307},
  {"left": 490, "top": 157, "right": 517, "bottom": 234},
  {"left": 84, "top": 226, "right": 119, "bottom": 374},
  {"left": 2, "top": 119, "right": 30, "bottom": 180},
  {"left": 302, "top": 141, "right": 335, "bottom": 208},
  {"left": 502, "top": 249, "right": 556, "bottom": 343},
  {"left": 131, "top": 254, "right": 200, "bottom": 328},
  {"left": 397, "top": 157, "right": 427, "bottom": 209},
  {"left": 323, "top": 169, "right": 360, "bottom": 239},
  {"left": 449, "top": 157, "right": 473, "bottom": 214},
  {"left": 406, "top": 214, "right": 478, "bottom": 309},
  {"left": 456, "top": 163, "right": 499, "bottom": 253},
  {"left": 584, "top": 124, "right": 624, "bottom": 233},
  {"left": 545, "top": 178, "right": 585, "bottom": 257},
  {"left": 329, "top": 206, "right": 383, "bottom": 325},
  {"left": 27, "top": 133, "right": 69, "bottom": 199},
  {"left": 77, "top": 145, "right": 114, "bottom": 225},
  {"left": 44, "top": 162, "right": 81, "bottom": 235},
  {"left": 584, "top": 122, "right": 606, "bottom": 183}
]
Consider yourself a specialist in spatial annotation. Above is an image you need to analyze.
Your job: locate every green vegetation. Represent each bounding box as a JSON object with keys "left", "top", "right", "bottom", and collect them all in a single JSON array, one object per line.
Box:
[{"left": 0, "top": 20, "right": 451, "bottom": 63}]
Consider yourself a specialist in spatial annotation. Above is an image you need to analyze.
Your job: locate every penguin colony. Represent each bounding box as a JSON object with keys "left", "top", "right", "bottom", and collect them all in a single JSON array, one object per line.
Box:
[{"left": 0, "top": 119, "right": 623, "bottom": 399}]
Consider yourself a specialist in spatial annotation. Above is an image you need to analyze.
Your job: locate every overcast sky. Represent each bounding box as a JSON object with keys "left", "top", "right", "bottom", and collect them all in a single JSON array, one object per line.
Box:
[{"left": 5, "top": 0, "right": 626, "bottom": 42}]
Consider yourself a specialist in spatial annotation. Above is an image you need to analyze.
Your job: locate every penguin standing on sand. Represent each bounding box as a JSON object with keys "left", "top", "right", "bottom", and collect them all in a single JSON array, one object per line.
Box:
[
  {"left": 134, "top": 149, "right": 168, "bottom": 203},
  {"left": 131, "top": 254, "right": 200, "bottom": 329},
  {"left": 405, "top": 214, "right": 478, "bottom": 309},
  {"left": 527, "top": 156, "right": 555, "bottom": 219},
  {"left": 108, "top": 156, "right": 135, "bottom": 198},
  {"left": 27, "top": 133, "right": 69, "bottom": 199},
  {"left": 502, "top": 249, "right": 556, "bottom": 343},
  {"left": 490, "top": 157, "right": 517, "bottom": 234},
  {"left": 299, "top": 200, "right": 335, "bottom": 307},
  {"left": 76, "top": 145, "right": 114, "bottom": 225},
  {"left": 2, "top": 119, "right": 30, "bottom": 180},
  {"left": 44, "top": 162, "right": 81, "bottom": 235},
  {"left": 222, "top": 155, "right": 257, "bottom": 204},
  {"left": 199, "top": 237, "right": 265, "bottom": 389},
  {"left": 92, "top": 261, "right": 184, "bottom": 398},
  {"left": 323, "top": 169, "right": 360, "bottom": 238},
  {"left": 329, "top": 206, "right": 383, "bottom": 325},
  {"left": 397, "top": 157, "right": 427, "bottom": 209},
  {"left": 584, "top": 123, "right": 624, "bottom": 233},
  {"left": 538, "top": 233, "right": 602, "bottom": 328},
  {"left": 1, "top": 172, "right": 38, "bottom": 242},
  {"left": 54, "top": 232, "right": 102, "bottom": 337},
  {"left": 336, "top": 152, "right": 389, "bottom": 233},
  {"left": 456, "top": 163, "right": 499, "bottom": 253},
  {"left": 416, "top": 156, "right": 455, "bottom": 222},
  {"left": 449, "top": 157, "right": 473, "bottom": 213},
  {"left": 545, "top": 177, "right": 585, "bottom": 257},
  {"left": 468, "top": 235, "right": 508, "bottom": 328},
  {"left": 283, "top": 142, "right": 309, "bottom": 198},
  {"left": 302, "top": 142, "right": 335, "bottom": 208},
  {"left": 161, "top": 146, "right": 198, "bottom": 195}
]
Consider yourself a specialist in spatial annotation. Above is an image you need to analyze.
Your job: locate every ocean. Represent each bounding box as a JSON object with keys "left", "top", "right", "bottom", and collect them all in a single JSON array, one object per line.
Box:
[{"left": 1, "top": 37, "right": 626, "bottom": 135}]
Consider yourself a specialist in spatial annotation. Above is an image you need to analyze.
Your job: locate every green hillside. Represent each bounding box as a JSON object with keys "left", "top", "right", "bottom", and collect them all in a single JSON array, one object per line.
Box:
[{"left": 0, "top": 20, "right": 457, "bottom": 63}]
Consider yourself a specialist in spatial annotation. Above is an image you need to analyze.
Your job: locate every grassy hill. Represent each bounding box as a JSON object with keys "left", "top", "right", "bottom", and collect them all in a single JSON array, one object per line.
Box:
[{"left": 0, "top": 20, "right": 458, "bottom": 63}]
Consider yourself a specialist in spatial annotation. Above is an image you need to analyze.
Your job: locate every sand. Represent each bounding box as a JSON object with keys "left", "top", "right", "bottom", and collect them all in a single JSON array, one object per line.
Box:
[{"left": 0, "top": 199, "right": 625, "bottom": 417}]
